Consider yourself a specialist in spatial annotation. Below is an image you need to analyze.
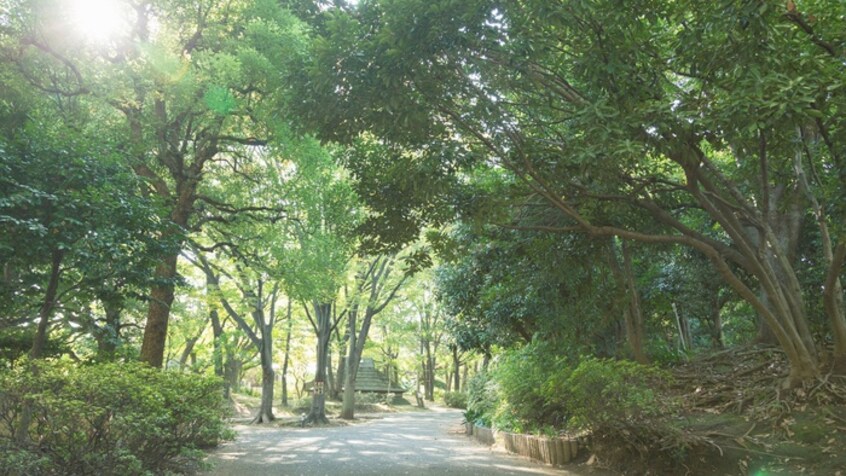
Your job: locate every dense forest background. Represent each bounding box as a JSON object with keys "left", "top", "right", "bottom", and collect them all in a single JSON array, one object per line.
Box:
[{"left": 1, "top": 0, "right": 845, "bottom": 474}]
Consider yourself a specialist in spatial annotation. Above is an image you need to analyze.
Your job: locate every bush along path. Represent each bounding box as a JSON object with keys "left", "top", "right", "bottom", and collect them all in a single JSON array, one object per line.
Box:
[
  {"left": 0, "top": 360, "right": 233, "bottom": 475},
  {"left": 205, "top": 407, "right": 613, "bottom": 476}
]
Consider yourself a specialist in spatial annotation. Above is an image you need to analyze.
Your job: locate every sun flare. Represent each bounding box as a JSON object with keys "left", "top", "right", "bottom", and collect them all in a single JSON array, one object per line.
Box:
[{"left": 67, "top": 0, "right": 130, "bottom": 43}]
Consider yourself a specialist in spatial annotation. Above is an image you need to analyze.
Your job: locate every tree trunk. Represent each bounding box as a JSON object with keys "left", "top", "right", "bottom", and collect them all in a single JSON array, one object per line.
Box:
[
  {"left": 139, "top": 187, "right": 195, "bottom": 368},
  {"left": 423, "top": 341, "right": 435, "bottom": 400},
  {"left": 793, "top": 142, "right": 846, "bottom": 369},
  {"left": 451, "top": 345, "right": 461, "bottom": 391},
  {"left": 326, "top": 346, "right": 335, "bottom": 399},
  {"left": 823, "top": 244, "right": 846, "bottom": 370},
  {"left": 672, "top": 303, "right": 691, "bottom": 352},
  {"left": 708, "top": 291, "right": 725, "bottom": 349},
  {"left": 341, "top": 304, "right": 381, "bottom": 419},
  {"left": 17, "top": 249, "right": 63, "bottom": 445},
  {"left": 341, "top": 307, "right": 359, "bottom": 420},
  {"left": 254, "top": 338, "right": 275, "bottom": 423},
  {"left": 225, "top": 358, "right": 242, "bottom": 394},
  {"left": 94, "top": 298, "right": 122, "bottom": 361},
  {"left": 252, "top": 281, "right": 276, "bottom": 424},
  {"left": 179, "top": 335, "right": 200, "bottom": 370},
  {"left": 30, "top": 249, "right": 64, "bottom": 359},
  {"left": 139, "top": 254, "right": 178, "bottom": 368},
  {"left": 608, "top": 240, "right": 648, "bottom": 364},
  {"left": 210, "top": 309, "right": 229, "bottom": 398},
  {"left": 281, "top": 302, "right": 292, "bottom": 407},
  {"left": 306, "top": 302, "right": 331, "bottom": 424},
  {"left": 333, "top": 330, "right": 349, "bottom": 401}
]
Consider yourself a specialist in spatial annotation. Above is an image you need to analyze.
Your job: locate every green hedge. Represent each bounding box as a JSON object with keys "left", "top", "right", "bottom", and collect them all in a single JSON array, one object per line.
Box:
[
  {"left": 443, "top": 391, "right": 468, "bottom": 409},
  {"left": 0, "top": 360, "right": 233, "bottom": 475},
  {"left": 465, "top": 347, "right": 676, "bottom": 435}
]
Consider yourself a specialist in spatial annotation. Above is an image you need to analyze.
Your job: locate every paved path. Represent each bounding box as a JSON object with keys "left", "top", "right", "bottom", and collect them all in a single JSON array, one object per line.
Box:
[{"left": 206, "top": 408, "right": 608, "bottom": 476}]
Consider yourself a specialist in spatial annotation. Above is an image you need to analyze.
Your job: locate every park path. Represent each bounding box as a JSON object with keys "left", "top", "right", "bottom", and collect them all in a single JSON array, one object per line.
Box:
[{"left": 205, "top": 407, "right": 610, "bottom": 476}]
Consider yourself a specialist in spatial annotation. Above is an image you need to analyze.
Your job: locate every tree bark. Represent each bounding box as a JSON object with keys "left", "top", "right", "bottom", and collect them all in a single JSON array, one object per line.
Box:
[
  {"left": 18, "top": 249, "right": 64, "bottom": 445},
  {"left": 607, "top": 240, "right": 648, "bottom": 363},
  {"left": 326, "top": 346, "right": 335, "bottom": 399},
  {"left": 793, "top": 136, "right": 846, "bottom": 367},
  {"left": 306, "top": 302, "right": 332, "bottom": 424},
  {"left": 252, "top": 281, "right": 276, "bottom": 424},
  {"left": 340, "top": 256, "right": 407, "bottom": 419},
  {"left": 225, "top": 358, "right": 242, "bottom": 394},
  {"left": 281, "top": 301, "right": 292, "bottom": 407},
  {"left": 708, "top": 293, "right": 725, "bottom": 350},
  {"left": 256, "top": 337, "right": 275, "bottom": 423},
  {"left": 30, "top": 249, "right": 64, "bottom": 359},
  {"left": 340, "top": 306, "right": 358, "bottom": 419},
  {"left": 139, "top": 254, "right": 179, "bottom": 368},
  {"left": 179, "top": 334, "right": 201, "bottom": 370},
  {"left": 451, "top": 345, "right": 461, "bottom": 392},
  {"left": 93, "top": 297, "right": 122, "bottom": 361},
  {"left": 824, "top": 244, "right": 846, "bottom": 370}
]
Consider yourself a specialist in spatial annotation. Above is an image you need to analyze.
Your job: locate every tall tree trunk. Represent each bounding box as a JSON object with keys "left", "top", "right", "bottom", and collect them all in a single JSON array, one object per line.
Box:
[
  {"left": 252, "top": 281, "right": 276, "bottom": 424},
  {"left": 224, "top": 355, "right": 243, "bottom": 395},
  {"left": 709, "top": 293, "right": 725, "bottom": 349},
  {"left": 341, "top": 305, "right": 381, "bottom": 419},
  {"left": 210, "top": 308, "right": 228, "bottom": 398},
  {"left": 179, "top": 335, "right": 200, "bottom": 370},
  {"left": 30, "top": 249, "right": 63, "bottom": 359},
  {"left": 17, "top": 249, "right": 63, "bottom": 445},
  {"left": 793, "top": 136, "right": 846, "bottom": 369},
  {"left": 94, "top": 298, "right": 122, "bottom": 361},
  {"left": 824, "top": 244, "right": 846, "bottom": 370},
  {"left": 140, "top": 254, "right": 179, "bottom": 368},
  {"left": 333, "top": 330, "right": 349, "bottom": 401},
  {"left": 425, "top": 348, "right": 435, "bottom": 400},
  {"left": 306, "top": 302, "right": 332, "bottom": 424},
  {"left": 340, "top": 256, "right": 407, "bottom": 419},
  {"left": 451, "top": 345, "right": 461, "bottom": 392},
  {"left": 608, "top": 240, "right": 648, "bottom": 363},
  {"left": 281, "top": 301, "right": 292, "bottom": 407},
  {"left": 340, "top": 306, "right": 358, "bottom": 419},
  {"left": 255, "top": 336, "right": 275, "bottom": 423},
  {"left": 326, "top": 346, "right": 335, "bottom": 399},
  {"left": 139, "top": 190, "right": 194, "bottom": 368},
  {"left": 621, "top": 241, "right": 648, "bottom": 364}
]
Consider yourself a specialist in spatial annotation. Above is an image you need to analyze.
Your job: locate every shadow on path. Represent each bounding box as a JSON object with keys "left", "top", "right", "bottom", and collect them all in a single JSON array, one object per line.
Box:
[{"left": 206, "top": 407, "right": 614, "bottom": 476}]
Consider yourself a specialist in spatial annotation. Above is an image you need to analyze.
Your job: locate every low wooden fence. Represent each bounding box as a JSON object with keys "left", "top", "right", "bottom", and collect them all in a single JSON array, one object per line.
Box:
[{"left": 469, "top": 424, "right": 580, "bottom": 466}]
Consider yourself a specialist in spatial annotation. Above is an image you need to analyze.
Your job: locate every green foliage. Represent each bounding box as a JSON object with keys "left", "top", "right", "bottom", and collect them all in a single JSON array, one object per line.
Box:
[
  {"left": 442, "top": 391, "right": 467, "bottom": 409},
  {"left": 563, "top": 357, "right": 674, "bottom": 433},
  {"left": 644, "top": 337, "right": 687, "bottom": 366},
  {"left": 489, "top": 342, "right": 572, "bottom": 433},
  {"left": 0, "top": 329, "right": 67, "bottom": 365},
  {"left": 464, "top": 370, "right": 498, "bottom": 427},
  {"left": 0, "top": 360, "right": 233, "bottom": 475}
]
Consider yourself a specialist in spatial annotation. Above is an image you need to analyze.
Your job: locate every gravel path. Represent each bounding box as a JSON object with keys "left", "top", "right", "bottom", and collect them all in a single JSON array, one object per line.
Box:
[{"left": 205, "top": 408, "right": 608, "bottom": 476}]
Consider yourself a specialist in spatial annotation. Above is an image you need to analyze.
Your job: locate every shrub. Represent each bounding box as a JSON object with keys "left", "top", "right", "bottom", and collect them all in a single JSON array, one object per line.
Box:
[
  {"left": 464, "top": 371, "right": 498, "bottom": 427},
  {"left": 563, "top": 356, "right": 671, "bottom": 432},
  {"left": 443, "top": 391, "right": 467, "bottom": 409},
  {"left": 490, "top": 341, "right": 572, "bottom": 433},
  {"left": 562, "top": 357, "right": 686, "bottom": 468},
  {"left": 0, "top": 359, "right": 233, "bottom": 476}
]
